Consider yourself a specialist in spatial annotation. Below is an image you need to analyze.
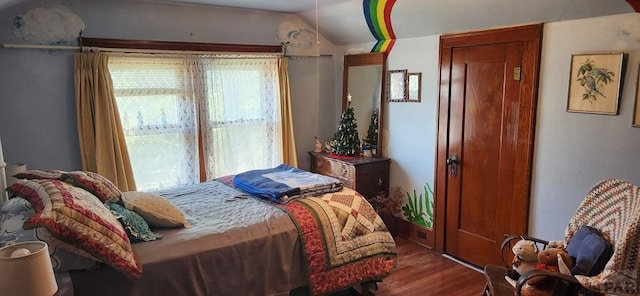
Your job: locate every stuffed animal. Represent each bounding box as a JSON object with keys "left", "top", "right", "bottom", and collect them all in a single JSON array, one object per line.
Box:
[
  {"left": 520, "top": 248, "right": 575, "bottom": 296},
  {"left": 506, "top": 238, "right": 539, "bottom": 281}
]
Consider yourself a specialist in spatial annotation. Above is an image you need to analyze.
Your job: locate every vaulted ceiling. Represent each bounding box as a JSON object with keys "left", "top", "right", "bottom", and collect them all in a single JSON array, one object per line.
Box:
[
  {"left": 158, "top": 0, "right": 637, "bottom": 45},
  {"left": 1, "top": 0, "right": 637, "bottom": 46}
]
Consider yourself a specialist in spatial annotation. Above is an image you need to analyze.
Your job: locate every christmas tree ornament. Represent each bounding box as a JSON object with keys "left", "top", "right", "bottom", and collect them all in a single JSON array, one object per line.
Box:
[
  {"left": 365, "top": 109, "right": 379, "bottom": 152},
  {"left": 330, "top": 97, "right": 361, "bottom": 156}
]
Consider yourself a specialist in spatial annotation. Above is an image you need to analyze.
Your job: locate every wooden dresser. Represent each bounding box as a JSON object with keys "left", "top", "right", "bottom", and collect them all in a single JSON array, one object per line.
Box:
[{"left": 308, "top": 151, "right": 390, "bottom": 200}]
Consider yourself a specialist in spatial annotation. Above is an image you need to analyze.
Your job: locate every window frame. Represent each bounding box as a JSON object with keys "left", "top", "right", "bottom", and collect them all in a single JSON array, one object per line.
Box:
[{"left": 91, "top": 37, "right": 283, "bottom": 189}]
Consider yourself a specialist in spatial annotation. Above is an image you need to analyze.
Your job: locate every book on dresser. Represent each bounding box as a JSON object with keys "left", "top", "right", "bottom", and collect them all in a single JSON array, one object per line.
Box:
[{"left": 308, "top": 151, "right": 390, "bottom": 201}]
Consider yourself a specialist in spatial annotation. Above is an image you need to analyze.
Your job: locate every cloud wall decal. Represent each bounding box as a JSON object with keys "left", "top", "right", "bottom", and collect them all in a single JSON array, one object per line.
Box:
[
  {"left": 276, "top": 21, "right": 317, "bottom": 51},
  {"left": 14, "top": 6, "right": 85, "bottom": 46}
]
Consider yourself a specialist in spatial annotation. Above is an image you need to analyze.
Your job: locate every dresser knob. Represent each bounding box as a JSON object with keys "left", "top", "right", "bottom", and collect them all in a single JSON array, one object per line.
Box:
[
  {"left": 378, "top": 178, "right": 383, "bottom": 186},
  {"left": 340, "top": 167, "right": 348, "bottom": 175},
  {"left": 315, "top": 161, "right": 323, "bottom": 168}
]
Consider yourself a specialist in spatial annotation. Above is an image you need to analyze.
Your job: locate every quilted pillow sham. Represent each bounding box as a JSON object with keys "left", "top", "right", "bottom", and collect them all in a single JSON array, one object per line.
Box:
[
  {"left": 11, "top": 169, "right": 67, "bottom": 181},
  {"left": 61, "top": 171, "right": 122, "bottom": 203},
  {"left": 121, "top": 191, "right": 190, "bottom": 228},
  {"left": 0, "top": 197, "right": 100, "bottom": 272},
  {"left": 6, "top": 179, "right": 142, "bottom": 279}
]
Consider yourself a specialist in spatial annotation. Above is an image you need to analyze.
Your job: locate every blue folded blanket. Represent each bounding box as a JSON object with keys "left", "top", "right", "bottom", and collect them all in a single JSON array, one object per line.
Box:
[{"left": 233, "top": 164, "right": 343, "bottom": 203}]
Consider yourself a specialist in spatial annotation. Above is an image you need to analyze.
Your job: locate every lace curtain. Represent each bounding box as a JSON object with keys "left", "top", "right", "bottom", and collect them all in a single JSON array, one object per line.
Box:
[{"left": 108, "top": 54, "right": 283, "bottom": 191}]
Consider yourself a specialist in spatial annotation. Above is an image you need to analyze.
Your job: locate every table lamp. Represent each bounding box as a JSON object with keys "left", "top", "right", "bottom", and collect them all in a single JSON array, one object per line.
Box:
[{"left": 0, "top": 241, "right": 58, "bottom": 296}]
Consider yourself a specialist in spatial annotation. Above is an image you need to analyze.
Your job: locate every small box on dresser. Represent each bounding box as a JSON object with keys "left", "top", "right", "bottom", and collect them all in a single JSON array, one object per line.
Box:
[{"left": 308, "top": 151, "right": 390, "bottom": 201}]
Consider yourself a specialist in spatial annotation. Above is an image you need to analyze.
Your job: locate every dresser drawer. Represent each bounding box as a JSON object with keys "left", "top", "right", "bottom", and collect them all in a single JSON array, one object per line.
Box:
[
  {"left": 311, "top": 154, "right": 355, "bottom": 181},
  {"left": 308, "top": 151, "right": 389, "bottom": 196}
]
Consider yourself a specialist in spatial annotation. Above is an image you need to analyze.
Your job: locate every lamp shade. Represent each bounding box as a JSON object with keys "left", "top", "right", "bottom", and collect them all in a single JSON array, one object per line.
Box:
[{"left": 0, "top": 241, "right": 58, "bottom": 296}]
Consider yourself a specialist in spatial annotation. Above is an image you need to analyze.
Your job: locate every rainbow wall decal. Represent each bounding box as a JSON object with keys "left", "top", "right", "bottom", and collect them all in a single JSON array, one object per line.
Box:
[{"left": 363, "top": 0, "right": 397, "bottom": 54}]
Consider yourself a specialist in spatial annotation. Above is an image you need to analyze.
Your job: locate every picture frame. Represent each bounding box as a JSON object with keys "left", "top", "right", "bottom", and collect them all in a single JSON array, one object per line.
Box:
[
  {"left": 408, "top": 72, "right": 422, "bottom": 102},
  {"left": 634, "top": 64, "right": 640, "bottom": 127},
  {"left": 566, "top": 52, "right": 624, "bottom": 115},
  {"left": 386, "top": 69, "right": 408, "bottom": 102}
]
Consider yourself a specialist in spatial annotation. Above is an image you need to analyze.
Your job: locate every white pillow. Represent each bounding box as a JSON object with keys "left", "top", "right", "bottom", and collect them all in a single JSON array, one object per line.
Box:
[{"left": 121, "top": 191, "right": 190, "bottom": 228}]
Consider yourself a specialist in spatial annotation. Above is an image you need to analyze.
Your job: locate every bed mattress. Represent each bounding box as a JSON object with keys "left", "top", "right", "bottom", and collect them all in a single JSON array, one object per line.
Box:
[{"left": 71, "top": 181, "right": 306, "bottom": 296}]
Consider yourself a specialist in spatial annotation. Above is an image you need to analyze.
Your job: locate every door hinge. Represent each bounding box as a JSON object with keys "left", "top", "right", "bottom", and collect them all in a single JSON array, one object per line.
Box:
[{"left": 513, "top": 66, "right": 521, "bottom": 81}]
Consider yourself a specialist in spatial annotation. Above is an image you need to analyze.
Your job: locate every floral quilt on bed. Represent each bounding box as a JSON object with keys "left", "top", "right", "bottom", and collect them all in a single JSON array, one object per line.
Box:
[{"left": 278, "top": 188, "right": 397, "bottom": 295}]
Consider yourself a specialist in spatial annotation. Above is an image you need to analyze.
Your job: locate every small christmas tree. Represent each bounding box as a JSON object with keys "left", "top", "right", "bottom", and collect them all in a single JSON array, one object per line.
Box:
[
  {"left": 365, "top": 109, "right": 378, "bottom": 149},
  {"left": 330, "top": 98, "right": 361, "bottom": 156}
]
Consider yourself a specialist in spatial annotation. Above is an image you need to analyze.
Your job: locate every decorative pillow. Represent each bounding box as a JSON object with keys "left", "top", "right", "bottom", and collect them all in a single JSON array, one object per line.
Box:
[
  {"left": 61, "top": 171, "right": 122, "bottom": 203},
  {"left": 121, "top": 191, "right": 190, "bottom": 228},
  {"left": 108, "top": 203, "right": 162, "bottom": 243},
  {"left": 11, "top": 169, "right": 67, "bottom": 181},
  {"left": 566, "top": 225, "right": 614, "bottom": 276},
  {"left": 0, "top": 197, "right": 100, "bottom": 272},
  {"left": 7, "top": 179, "right": 142, "bottom": 279}
]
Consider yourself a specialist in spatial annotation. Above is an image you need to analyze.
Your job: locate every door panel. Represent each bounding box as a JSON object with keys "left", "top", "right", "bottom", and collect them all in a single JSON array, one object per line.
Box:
[
  {"left": 446, "top": 43, "right": 522, "bottom": 265},
  {"left": 435, "top": 24, "right": 542, "bottom": 268}
]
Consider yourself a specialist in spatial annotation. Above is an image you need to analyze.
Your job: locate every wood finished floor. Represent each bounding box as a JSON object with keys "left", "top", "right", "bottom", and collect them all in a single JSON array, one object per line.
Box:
[{"left": 373, "top": 236, "right": 486, "bottom": 296}]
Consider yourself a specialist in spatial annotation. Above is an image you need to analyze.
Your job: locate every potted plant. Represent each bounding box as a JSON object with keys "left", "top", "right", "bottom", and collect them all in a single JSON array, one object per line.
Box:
[{"left": 369, "top": 186, "right": 403, "bottom": 234}]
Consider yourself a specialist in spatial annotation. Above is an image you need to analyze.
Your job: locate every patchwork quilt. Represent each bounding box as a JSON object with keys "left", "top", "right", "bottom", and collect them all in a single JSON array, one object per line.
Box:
[{"left": 278, "top": 188, "right": 397, "bottom": 295}]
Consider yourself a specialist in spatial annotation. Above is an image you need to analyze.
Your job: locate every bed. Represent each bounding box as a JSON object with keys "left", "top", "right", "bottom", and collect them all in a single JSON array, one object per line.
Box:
[{"left": 0, "top": 167, "right": 397, "bottom": 296}]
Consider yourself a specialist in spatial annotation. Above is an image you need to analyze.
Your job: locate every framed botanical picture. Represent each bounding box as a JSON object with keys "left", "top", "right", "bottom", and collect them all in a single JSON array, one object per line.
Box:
[
  {"left": 567, "top": 52, "right": 624, "bottom": 115},
  {"left": 386, "top": 69, "right": 408, "bottom": 102},
  {"left": 634, "top": 64, "right": 640, "bottom": 127}
]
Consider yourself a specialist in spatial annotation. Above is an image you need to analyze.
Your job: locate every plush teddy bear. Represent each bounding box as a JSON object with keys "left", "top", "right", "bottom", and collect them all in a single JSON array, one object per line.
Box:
[
  {"left": 506, "top": 238, "right": 539, "bottom": 281},
  {"left": 519, "top": 247, "right": 574, "bottom": 296}
]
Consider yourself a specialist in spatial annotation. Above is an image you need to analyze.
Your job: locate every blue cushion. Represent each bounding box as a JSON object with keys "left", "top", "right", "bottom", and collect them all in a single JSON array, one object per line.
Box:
[{"left": 566, "top": 226, "right": 613, "bottom": 276}]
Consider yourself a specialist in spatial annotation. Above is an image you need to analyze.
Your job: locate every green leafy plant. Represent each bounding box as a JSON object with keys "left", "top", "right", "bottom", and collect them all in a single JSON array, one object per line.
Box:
[
  {"left": 401, "top": 183, "right": 434, "bottom": 228},
  {"left": 576, "top": 58, "right": 615, "bottom": 103}
]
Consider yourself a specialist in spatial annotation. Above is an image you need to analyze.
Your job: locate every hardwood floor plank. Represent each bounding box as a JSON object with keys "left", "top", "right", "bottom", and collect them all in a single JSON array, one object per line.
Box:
[{"left": 374, "top": 236, "right": 486, "bottom": 296}]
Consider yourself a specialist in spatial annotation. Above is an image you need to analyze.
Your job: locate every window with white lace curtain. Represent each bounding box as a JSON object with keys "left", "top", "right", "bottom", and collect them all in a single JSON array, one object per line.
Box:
[{"left": 108, "top": 55, "right": 283, "bottom": 191}]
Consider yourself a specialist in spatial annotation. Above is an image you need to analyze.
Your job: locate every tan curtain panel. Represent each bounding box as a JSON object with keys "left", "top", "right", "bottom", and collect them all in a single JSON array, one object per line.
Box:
[
  {"left": 74, "top": 52, "right": 136, "bottom": 191},
  {"left": 278, "top": 57, "right": 298, "bottom": 167}
]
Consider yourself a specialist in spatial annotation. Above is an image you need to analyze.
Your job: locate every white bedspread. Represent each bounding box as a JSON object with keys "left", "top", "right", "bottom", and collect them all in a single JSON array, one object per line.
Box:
[{"left": 153, "top": 180, "right": 286, "bottom": 235}]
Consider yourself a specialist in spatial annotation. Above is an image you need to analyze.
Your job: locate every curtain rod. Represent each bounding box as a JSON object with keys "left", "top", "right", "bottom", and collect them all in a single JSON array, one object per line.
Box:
[
  {"left": 3, "top": 43, "right": 80, "bottom": 50},
  {"left": 3, "top": 43, "right": 333, "bottom": 57}
]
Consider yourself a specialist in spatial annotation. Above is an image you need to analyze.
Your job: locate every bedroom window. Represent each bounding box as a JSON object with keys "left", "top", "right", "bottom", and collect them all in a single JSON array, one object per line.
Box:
[{"left": 108, "top": 55, "right": 282, "bottom": 191}]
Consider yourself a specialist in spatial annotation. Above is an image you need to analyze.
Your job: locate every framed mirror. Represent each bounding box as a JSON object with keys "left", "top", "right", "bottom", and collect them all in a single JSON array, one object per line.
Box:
[
  {"left": 408, "top": 72, "right": 422, "bottom": 102},
  {"left": 342, "top": 52, "right": 386, "bottom": 157},
  {"left": 387, "top": 69, "right": 408, "bottom": 102}
]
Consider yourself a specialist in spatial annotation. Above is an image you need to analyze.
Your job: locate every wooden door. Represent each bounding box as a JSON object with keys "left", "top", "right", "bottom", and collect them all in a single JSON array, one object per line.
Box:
[{"left": 434, "top": 24, "right": 542, "bottom": 267}]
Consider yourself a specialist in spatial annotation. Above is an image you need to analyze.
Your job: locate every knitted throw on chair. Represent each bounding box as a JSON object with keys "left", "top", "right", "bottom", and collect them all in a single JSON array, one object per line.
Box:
[{"left": 564, "top": 178, "right": 640, "bottom": 295}]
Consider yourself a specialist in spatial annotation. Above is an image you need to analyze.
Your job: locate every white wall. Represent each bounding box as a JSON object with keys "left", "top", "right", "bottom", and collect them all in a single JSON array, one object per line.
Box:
[
  {"left": 531, "top": 13, "right": 640, "bottom": 239},
  {"left": 383, "top": 37, "right": 440, "bottom": 197},
  {"left": 0, "top": 0, "right": 337, "bottom": 171}
]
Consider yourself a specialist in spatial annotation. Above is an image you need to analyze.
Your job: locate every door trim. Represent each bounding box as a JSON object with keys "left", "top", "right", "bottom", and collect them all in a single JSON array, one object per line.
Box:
[{"left": 434, "top": 24, "right": 543, "bottom": 253}]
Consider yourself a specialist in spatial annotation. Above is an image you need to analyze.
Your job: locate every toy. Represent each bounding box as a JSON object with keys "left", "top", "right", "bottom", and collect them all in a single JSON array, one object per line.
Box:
[
  {"left": 506, "top": 238, "right": 539, "bottom": 281},
  {"left": 520, "top": 248, "right": 574, "bottom": 296},
  {"left": 314, "top": 137, "right": 322, "bottom": 153}
]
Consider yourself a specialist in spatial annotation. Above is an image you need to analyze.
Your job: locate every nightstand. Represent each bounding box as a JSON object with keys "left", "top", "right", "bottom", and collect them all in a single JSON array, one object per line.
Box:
[{"left": 308, "top": 151, "right": 390, "bottom": 200}]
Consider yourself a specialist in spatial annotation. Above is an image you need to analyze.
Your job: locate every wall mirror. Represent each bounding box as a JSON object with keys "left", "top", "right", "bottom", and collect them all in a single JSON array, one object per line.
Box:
[
  {"left": 386, "top": 69, "right": 408, "bottom": 102},
  {"left": 408, "top": 72, "right": 422, "bottom": 102},
  {"left": 343, "top": 52, "right": 386, "bottom": 157}
]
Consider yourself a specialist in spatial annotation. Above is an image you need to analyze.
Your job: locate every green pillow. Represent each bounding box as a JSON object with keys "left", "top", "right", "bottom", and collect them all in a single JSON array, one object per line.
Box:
[{"left": 108, "top": 203, "right": 162, "bottom": 243}]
